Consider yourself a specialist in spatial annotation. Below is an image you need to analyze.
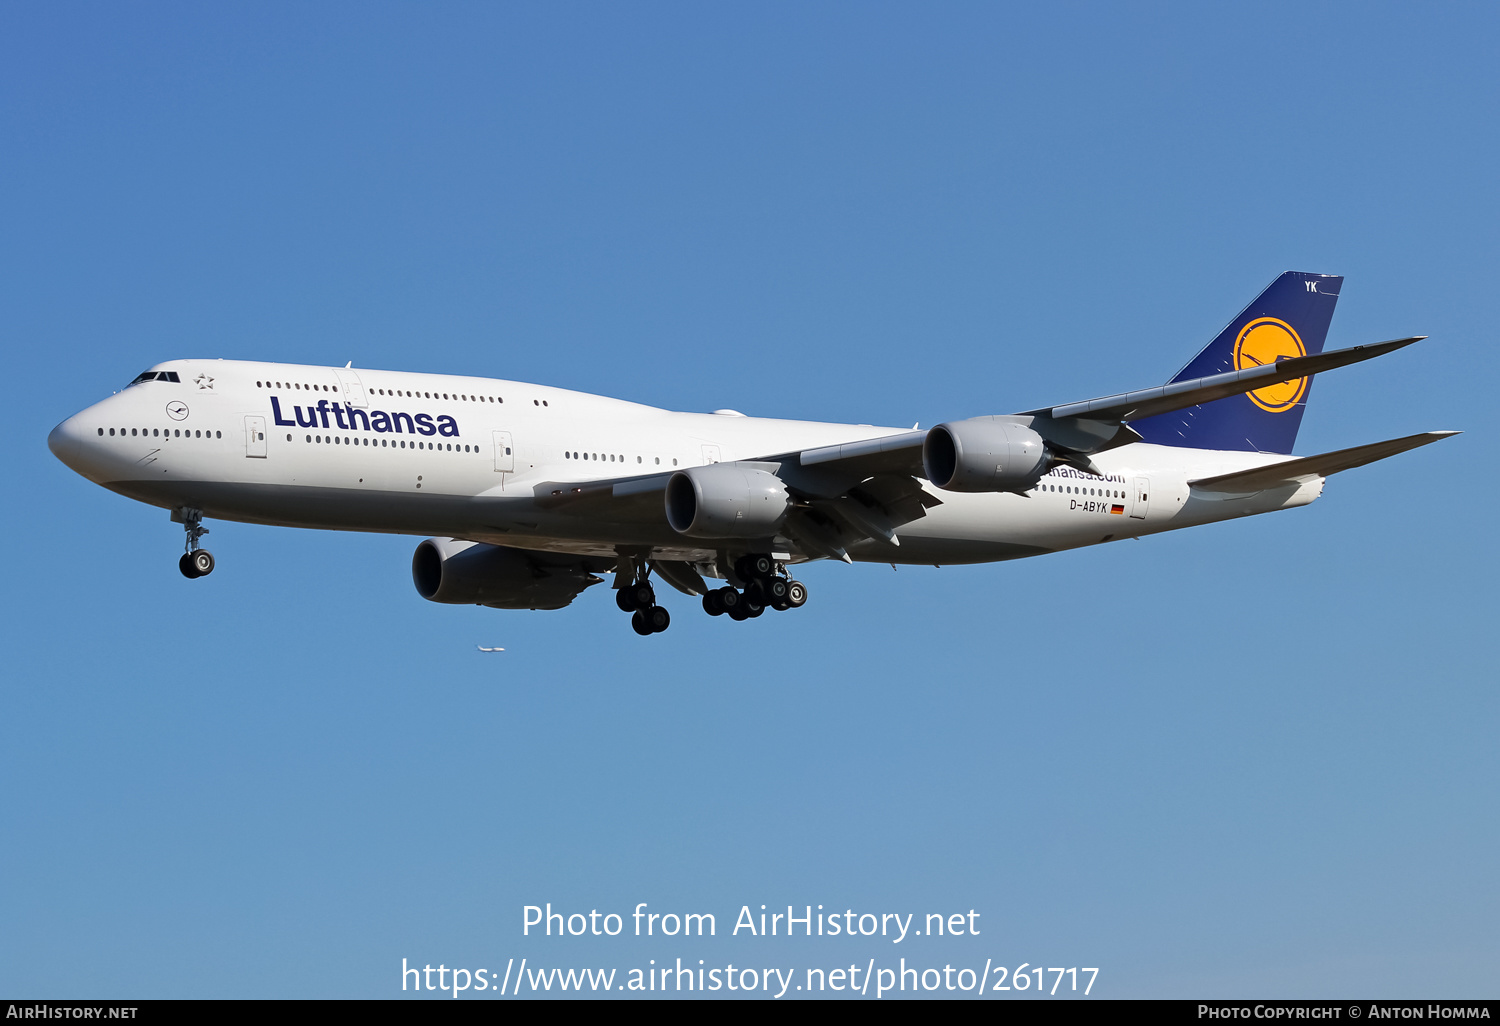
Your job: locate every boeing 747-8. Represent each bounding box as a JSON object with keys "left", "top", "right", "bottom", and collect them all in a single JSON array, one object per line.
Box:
[{"left": 48, "top": 272, "right": 1455, "bottom": 635}]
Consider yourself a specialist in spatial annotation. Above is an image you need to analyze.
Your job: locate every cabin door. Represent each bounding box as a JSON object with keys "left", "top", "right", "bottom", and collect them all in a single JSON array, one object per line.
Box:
[
  {"left": 1130, "top": 476, "right": 1150, "bottom": 519},
  {"left": 493, "top": 431, "right": 514, "bottom": 473},
  {"left": 244, "top": 416, "right": 267, "bottom": 458}
]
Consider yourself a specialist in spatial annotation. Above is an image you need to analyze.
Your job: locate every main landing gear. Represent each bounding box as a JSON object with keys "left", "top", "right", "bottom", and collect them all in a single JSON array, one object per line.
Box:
[
  {"left": 615, "top": 567, "right": 670, "bottom": 636},
  {"left": 702, "top": 554, "right": 807, "bottom": 622},
  {"left": 173, "top": 507, "right": 215, "bottom": 579}
]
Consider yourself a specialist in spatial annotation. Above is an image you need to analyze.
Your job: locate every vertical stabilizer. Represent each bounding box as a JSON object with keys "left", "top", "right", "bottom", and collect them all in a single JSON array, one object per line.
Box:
[{"left": 1131, "top": 271, "right": 1342, "bottom": 453}]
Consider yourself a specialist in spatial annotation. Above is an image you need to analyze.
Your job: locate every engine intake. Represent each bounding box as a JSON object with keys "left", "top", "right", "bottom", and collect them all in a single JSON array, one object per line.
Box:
[
  {"left": 412, "top": 538, "right": 601, "bottom": 610},
  {"left": 665, "top": 462, "right": 791, "bottom": 539},
  {"left": 923, "top": 417, "right": 1049, "bottom": 492}
]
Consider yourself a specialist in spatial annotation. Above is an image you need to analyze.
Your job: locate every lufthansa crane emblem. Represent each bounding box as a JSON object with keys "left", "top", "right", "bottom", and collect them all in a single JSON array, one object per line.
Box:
[
  {"left": 166, "top": 401, "right": 189, "bottom": 421},
  {"left": 1233, "top": 317, "right": 1308, "bottom": 413}
]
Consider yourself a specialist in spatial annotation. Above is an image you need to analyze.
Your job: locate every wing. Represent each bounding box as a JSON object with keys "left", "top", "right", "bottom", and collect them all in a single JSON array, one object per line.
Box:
[
  {"left": 1026, "top": 336, "right": 1424, "bottom": 425},
  {"left": 530, "top": 433, "right": 939, "bottom": 563},
  {"left": 525, "top": 336, "right": 1431, "bottom": 562}
]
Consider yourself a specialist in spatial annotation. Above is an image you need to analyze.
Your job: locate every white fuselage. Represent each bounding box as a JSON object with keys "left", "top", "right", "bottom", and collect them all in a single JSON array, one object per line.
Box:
[{"left": 48, "top": 359, "right": 1322, "bottom": 566}]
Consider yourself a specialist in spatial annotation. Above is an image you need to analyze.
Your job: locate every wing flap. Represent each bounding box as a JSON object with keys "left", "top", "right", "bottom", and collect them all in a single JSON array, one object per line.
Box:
[{"left": 1189, "top": 431, "right": 1459, "bottom": 493}]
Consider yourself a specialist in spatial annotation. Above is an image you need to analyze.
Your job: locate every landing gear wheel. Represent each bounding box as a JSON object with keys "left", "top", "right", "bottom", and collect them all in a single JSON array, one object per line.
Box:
[
  {"left": 716, "top": 586, "right": 741, "bottom": 613},
  {"left": 727, "top": 604, "right": 750, "bottom": 622},
  {"left": 174, "top": 507, "right": 213, "bottom": 579},
  {"left": 786, "top": 580, "right": 808, "bottom": 608},
  {"left": 736, "top": 554, "right": 774, "bottom": 580},
  {"left": 189, "top": 550, "right": 215, "bottom": 577},
  {"left": 744, "top": 599, "right": 765, "bottom": 618},
  {"left": 771, "top": 595, "right": 792, "bottom": 612},
  {"left": 616, "top": 588, "right": 637, "bottom": 613},
  {"left": 628, "top": 582, "right": 656, "bottom": 609},
  {"left": 703, "top": 591, "right": 725, "bottom": 616},
  {"left": 645, "top": 606, "right": 670, "bottom": 633},
  {"left": 763, "top": 577, "right": 789, "bottom": 603},
  {"left": 631, "top": 609, "right": 653, "bottom": 635}
]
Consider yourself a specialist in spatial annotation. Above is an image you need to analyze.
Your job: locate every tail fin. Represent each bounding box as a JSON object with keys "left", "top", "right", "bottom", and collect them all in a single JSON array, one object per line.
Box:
[{"left": 1131, "top": 271, "right": 1342, "bottom": 454}]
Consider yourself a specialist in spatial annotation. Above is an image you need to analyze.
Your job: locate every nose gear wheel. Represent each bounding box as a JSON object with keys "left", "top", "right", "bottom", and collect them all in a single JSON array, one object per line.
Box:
[{"left": 173, "top": 507, "right": 215, "bottom": 579}]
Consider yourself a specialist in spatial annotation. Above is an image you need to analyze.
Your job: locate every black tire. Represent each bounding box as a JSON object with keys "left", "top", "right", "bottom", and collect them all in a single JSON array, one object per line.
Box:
[
  {"left": 646, "top": 606, "right": 670, "bottom": 633},
  {"left": 190, "top": 550, "right": 215, "bottom": 577},
  {"left": 786, "top": 580, "right": 808, "bottom": 607},
  {"left": 717, "top": 586, "right": 741, "bottom": 611},
  {"left": 727, "top": 604, "right": 750, "bottom": 622},
  {"left": 616, "top": 588, "right": 637, "bottom": 612},
  {"left": 746, "top": 554, "right": 774, "bottom": 578},
  {"left": 744, "top": 599, "right": 765, "bottom": 618},
  {"left": 764, "top": 577, "right": 789, "bottom": 602},
  {"left": 702, "top": 591, "right": 724, "bottom": 616},
  {"left": 629, "top": 583, "right": 655, "bottom": 609},
  {"left": 771, "top": 595, "right": 791, "bottom": 611},
  {"left": 178, "top": 552, "right": 200, "bottom": 579},
  {"left": 745, "top": 579, "right": 767, "bottom": 605},
  {"left": 631, "top": 609, "right": 653, "bottom": 635}
]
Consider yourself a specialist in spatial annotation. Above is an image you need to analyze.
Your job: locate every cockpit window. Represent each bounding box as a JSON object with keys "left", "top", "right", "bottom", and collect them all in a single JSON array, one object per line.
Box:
[{"left": 127, "top": 371, "right": 181, "bottom": 385}]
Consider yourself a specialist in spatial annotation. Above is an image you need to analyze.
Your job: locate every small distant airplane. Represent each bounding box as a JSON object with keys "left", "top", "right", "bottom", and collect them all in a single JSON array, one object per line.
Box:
[{"left": 477, "top": 646, "right": 506, "bottom": 652}]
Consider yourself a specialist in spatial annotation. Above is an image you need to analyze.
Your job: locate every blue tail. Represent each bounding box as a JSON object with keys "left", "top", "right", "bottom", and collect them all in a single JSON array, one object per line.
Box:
[{"left": 1131, "top": 271, "right": 1342, "bottom": 454}]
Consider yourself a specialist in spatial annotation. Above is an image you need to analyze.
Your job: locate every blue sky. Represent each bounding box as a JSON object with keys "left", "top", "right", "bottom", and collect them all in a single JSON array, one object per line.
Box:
[{"left": 2, "top": 2, "right": 1495, "bottom": 999}]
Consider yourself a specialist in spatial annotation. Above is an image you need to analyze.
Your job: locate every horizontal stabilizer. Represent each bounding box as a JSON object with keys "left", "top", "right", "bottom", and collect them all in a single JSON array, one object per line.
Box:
[
  {"left": 1189, "top": 431, "right": 1459, "bottom": 493},
  {"left": 1040, "top": 336, "right": 1425, "bottom": 425}
]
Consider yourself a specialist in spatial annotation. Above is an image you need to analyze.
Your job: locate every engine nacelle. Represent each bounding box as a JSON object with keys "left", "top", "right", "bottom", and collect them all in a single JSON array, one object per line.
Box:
[
  {"left": 665, "top": 462, "right": 791, "bottom": 539},
  {"left": 412, "top": 538, "right": 601, "bottom": 610},
  {"left": 923, "top": 417, "right": 1049, "bottom": 492}
]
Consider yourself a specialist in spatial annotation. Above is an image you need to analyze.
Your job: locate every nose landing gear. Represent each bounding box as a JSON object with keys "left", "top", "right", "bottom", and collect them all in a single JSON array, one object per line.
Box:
[{"left": 173, "top": 507, "right": 215, "bottom": 579}]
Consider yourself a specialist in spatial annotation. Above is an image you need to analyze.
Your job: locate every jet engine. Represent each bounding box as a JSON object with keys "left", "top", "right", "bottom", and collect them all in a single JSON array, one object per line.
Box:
[
  {"left": 923, "top": 417, "right": 1050, "bottom": 492},
  {"left": 412, "top": 538, "right": 602, "bottom": 610},
  {"left": 665, "top": 462, "right": 791, "bottom": 539}
]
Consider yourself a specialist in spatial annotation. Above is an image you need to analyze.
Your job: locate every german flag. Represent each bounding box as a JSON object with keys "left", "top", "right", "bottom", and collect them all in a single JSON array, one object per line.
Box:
[{"left": 1110, "top": 504, "right": 1125, "bottom": 515}]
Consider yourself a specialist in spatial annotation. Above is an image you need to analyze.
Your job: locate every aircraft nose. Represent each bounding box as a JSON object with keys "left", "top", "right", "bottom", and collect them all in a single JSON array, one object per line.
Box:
[{"left": 48, "top": 416, "right": 82, "bottom": 467}]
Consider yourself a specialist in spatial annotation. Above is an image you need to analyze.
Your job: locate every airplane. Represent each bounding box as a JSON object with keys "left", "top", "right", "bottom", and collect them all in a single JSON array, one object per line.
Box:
[
  {"left": 47, "top": 271, "right": 1456, "bottom": 636},
  {"left": 477, "top": 646, "right": 506, "bottom": 653}
]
